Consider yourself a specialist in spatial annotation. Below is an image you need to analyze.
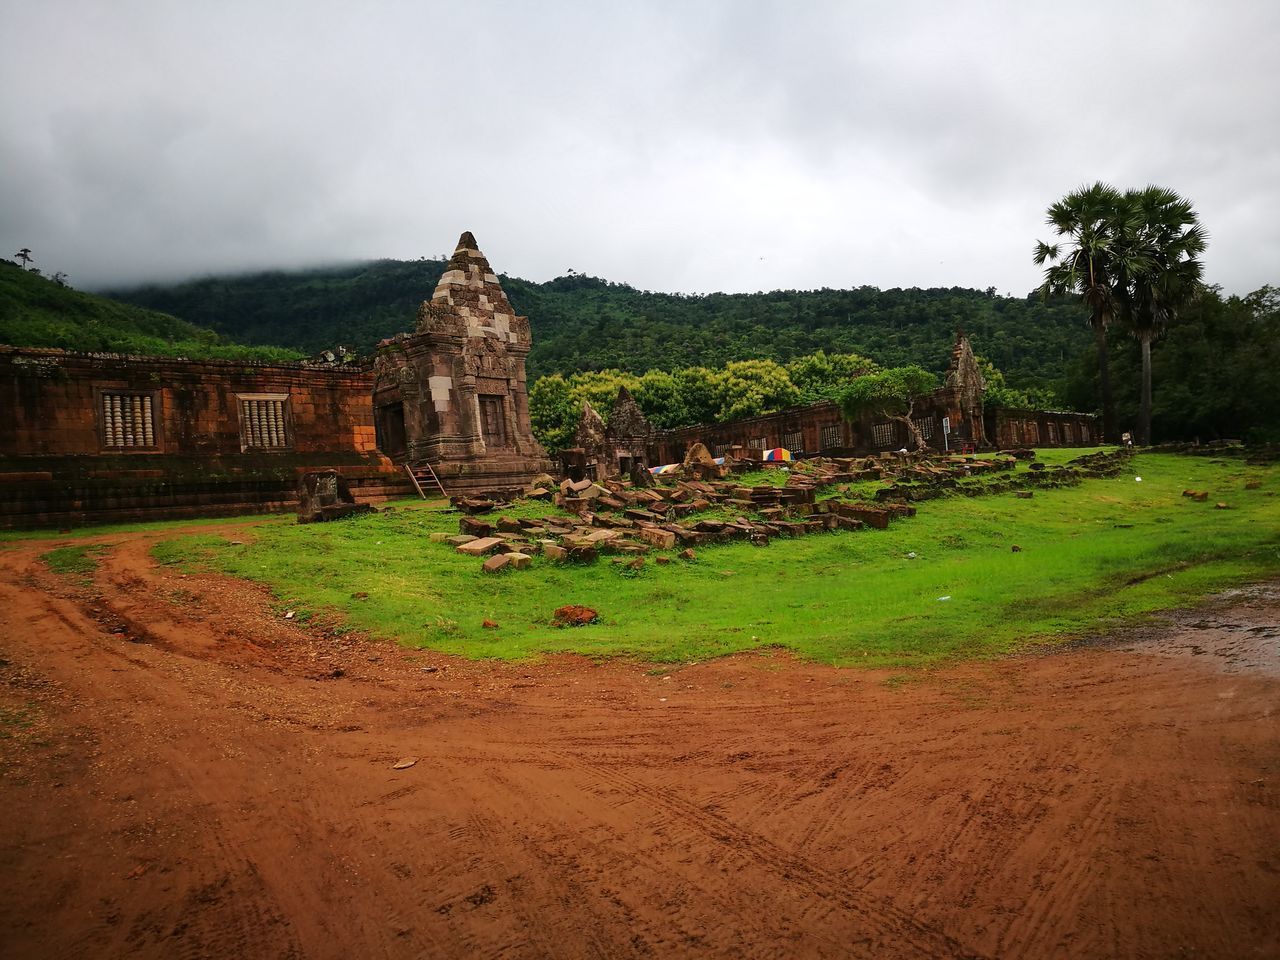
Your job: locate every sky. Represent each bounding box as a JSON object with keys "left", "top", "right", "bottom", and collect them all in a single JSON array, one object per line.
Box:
[{"left": 2, "top": 0, "right": 1277, "bottom": 297}]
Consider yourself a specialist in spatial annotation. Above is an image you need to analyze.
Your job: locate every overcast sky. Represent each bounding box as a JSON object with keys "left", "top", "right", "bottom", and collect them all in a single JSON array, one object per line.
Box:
[{"left": 2, "top": 1, "right": 1277, "bottom": 297}]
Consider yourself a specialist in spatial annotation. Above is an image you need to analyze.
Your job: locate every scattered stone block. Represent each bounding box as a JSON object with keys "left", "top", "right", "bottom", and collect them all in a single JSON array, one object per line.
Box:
[
  {"left": 456, "top": 536, "right": 503, "bottom": 556},
  {"left": 679, "top": 548, "right": 696, "bottom": 561},
  {"left": 638, "top": 527, "right": 677, "bottom": 549},
  {"left": 296, "top": 470, "right": 373, "bottom": 524},
  {"left": 1016, "top": 491, "right": 1034, "bottom": 499},
  {"left": 446, "top": 534, "right": 476, "bottom": 546},
  {"left": 543, "top": 544, "right": 568, "bottom": 562},
  {"left": 496, "top": 516, "right": 523, "bottom": 533},
  {"left": 482, "top": 554, "right": 511, "bottom": 573},
  {"left": 460, "top": 516, "right": 494, "bottom": 537},
  {"left": 552, "top": 605, "right": 598, "bottom": 627},
  {"left": 506, "top": 552, "right": 532, "bottom": 570},
  {"left": 429, "top": 532, "right": 452, "bottom": 542}
]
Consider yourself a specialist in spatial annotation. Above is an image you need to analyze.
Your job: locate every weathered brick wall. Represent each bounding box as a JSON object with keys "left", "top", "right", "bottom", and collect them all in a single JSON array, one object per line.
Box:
[
  {"left": 0, "top": 347, "right": 409, "bottom": 527},
  {"left": 986, "top": 407, "right": 1099, "bottom": 448},
  {"left": 1, "top": 347, "right": 377, "bottom": 457}
]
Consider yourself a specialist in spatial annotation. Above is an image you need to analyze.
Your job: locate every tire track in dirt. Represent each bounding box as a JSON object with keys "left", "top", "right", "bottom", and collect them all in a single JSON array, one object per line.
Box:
[{"left": 551, "top": 750, "right": 987, "bottom": 958}]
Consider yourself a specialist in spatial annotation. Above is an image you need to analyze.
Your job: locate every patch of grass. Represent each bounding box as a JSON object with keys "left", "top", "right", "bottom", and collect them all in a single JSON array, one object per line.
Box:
[
  {"left": 41, "top": 544, "right": 108, "bottom": 576},
  {"left": 142, "top": 452, "right": 1280, "bottom": 666},
  {"left": 0, "top": 704, "right": 36, "bottom": 738}
]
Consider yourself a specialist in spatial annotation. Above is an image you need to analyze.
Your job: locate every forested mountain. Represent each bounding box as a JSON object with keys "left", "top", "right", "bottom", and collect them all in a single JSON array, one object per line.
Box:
[
  {"left": 105, "top": 259, "right": 1091, "bottom": 389},
  {"left": 0, "top": 260, "right": 302, "bottom": 362}
]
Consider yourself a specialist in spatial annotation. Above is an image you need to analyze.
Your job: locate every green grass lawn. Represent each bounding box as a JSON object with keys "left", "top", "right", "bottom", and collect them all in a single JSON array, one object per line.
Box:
[{"left": 146, "top": 451, "right": 1280, "bottom": 666}]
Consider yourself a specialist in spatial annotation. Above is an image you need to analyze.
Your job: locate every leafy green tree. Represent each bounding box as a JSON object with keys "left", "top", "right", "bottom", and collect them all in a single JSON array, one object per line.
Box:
[
  {"left": 978, "top": 357, "right": 1060, "bottom": 409},
  {"left": 716, "top": 359, "right": 800, "bottom": 421},
  {"left": 14, "top": 248, "right": 33, "bottom": 269},
  {"left": 785, "top": 350, "right": 879, "bottom": 403},
  {"left": 671, "top": 366, "right": 722, "bottom": 426},
  {"left": 1114, "top": 186, "right": 1207, "bottom": 445},
  {"left": 838, "top": 366, "right": 940, "bottom": 450},
  {"left": 632, "top": 369, "right": 683, "bottom": 428},
  {"left": 1034, "top": 182, "right": 1129, "bottom": 441},
  {"left": 528, "top": 374, "right": 577, "bottom": 453}
]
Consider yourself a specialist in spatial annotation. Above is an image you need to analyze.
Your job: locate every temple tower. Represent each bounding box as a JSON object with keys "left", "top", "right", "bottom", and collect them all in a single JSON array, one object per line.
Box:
[
  {"left": 373, "top": 232, "right": 553, "bottom": 495},
  {"left": 942, "top": 330, "right": 988, "bottom": 446}
]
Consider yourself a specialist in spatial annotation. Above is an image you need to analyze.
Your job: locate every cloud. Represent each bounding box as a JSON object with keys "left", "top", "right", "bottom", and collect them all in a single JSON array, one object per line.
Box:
[{"left": 1, "top": 0, "right": 1276, "bottom": 297}]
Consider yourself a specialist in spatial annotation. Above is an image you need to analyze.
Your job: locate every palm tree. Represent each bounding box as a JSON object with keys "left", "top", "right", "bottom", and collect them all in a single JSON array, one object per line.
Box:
[
  {"left": 1114, "top": 186, "right": 1206, "bottom": 446},
  {"left": 1034, "top": 183, "right": 1132, "bottom": 442}
]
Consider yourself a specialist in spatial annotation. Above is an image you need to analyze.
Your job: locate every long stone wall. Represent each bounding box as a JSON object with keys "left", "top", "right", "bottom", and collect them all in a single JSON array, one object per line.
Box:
[
  {"left": 649, "top": 399, "right": 1098, "bottom": 465},
  {"left": 986, "top": 407, "right": 1099, "bottom": 448},
  {"left": 0, "top": 347, "right": 410, "bottom": 528}
]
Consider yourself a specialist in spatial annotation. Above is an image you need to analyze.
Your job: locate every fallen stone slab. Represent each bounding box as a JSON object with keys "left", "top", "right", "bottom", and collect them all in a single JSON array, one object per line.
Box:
[
  {"left": 460, "top": 516, "right": 494, "bottom": 537},
  {"left": 638, "top": 527, "right": 677, "bottom": 549},
  {"left": 456, "top": 537, "right": 504, "bottom": 556},
  {"left": 482, "top": 553, "right": 511, "bottom": 573}
]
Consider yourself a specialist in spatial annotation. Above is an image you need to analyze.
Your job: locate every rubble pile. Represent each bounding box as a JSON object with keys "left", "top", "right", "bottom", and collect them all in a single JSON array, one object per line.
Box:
[{"left": 437, "top": 447, "right": 1137, "bottom": 571}]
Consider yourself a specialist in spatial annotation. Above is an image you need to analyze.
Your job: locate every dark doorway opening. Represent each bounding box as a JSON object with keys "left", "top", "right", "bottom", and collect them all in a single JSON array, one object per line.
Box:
[
  {"left": 376, "top": 403, "right": 407, "bottom": 460},
  {"left": 479, "top": 395, "right": 507, "bottom": 448}
]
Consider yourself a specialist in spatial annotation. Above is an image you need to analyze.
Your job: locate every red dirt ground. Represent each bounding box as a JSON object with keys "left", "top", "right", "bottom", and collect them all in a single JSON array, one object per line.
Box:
[{"left": 1, "top": 526, "right": 1277, "bottom": 959}]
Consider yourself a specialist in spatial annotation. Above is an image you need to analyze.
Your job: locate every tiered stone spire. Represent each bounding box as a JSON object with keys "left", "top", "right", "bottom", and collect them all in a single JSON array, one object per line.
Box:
[{"left": 417, "top": 232, "right": 529, "bottom": 344}]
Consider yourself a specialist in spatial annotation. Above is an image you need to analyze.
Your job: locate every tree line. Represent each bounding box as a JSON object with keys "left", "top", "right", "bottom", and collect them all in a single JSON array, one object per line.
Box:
[{"left": 528, "top": 349, "right": 1051, "bottom": 453}]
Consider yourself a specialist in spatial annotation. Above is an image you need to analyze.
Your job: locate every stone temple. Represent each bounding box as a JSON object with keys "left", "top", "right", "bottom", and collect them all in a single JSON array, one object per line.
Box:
[{"left": 372, "top": 232, "right": 554, "bottom": 495}]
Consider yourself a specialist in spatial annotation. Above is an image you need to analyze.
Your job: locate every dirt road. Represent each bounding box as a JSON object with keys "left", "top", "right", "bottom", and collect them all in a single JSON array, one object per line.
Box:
[{"left": 1, "top": 528, "right": 1277, "bottom": 959}]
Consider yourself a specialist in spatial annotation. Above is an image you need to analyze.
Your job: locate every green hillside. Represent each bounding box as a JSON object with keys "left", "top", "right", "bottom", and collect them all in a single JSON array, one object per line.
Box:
[
  {"left": 105, "top": 259, "right": 1091, "bottom": 389},
  {"left": 0, "top": 259, "right": 303, "bottom": 362}
]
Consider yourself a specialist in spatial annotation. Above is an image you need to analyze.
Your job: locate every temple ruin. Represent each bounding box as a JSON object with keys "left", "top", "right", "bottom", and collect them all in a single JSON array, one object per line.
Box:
[{"left": 372, "top": 233, "right": 554, "bottom": 495}]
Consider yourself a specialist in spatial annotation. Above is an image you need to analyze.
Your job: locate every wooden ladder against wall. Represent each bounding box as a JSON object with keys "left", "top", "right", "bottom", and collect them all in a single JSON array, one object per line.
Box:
[{"left": 404, "top": 462, "right": 448, "bottom": 500}]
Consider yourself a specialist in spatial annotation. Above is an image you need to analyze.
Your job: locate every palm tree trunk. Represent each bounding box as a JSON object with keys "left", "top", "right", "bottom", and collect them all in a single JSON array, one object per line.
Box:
[
  {"left": 1139, "top": 335, "right": 1153, "bottom": 446},
  {"left": 1095, "top": 325, "right": 1116, "bottom": 443}
]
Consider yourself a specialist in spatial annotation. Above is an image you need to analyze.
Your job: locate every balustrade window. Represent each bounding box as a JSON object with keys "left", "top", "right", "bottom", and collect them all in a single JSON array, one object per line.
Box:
[
  {"left": 821, "top": 424, "right": 843, "bottom": 449},
  {"left": 101, "top": 392, "right": 158, "bottom": 449},
  {"left": 238, "top": 394, "right": 292, "bottom": 450},
  {"left": 871, "top": 422, "right": 896, "bottom": 448},
  {"left": 782, "top": 430, "right": 803, "bottom": 452}
]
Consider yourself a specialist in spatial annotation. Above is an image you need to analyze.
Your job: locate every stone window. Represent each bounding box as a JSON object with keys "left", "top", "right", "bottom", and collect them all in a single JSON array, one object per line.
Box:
[
  {"left": 238, "top": 394, "right": 291, "bottom": 450},
  {"left": 479, "top": 395, "right": 507, "bottom": 448},
  {"left": 713, "top": 443, "right": 729, "bottom": 455},
  {"left": 1048, "top": 422, "right": 1059, "bottom": 444},
  {"left": 1026, "top": 422, "right": 1039, "bottom": 446},
  {"left": 1063, "top": 422, "right": 1075, "bottom": 445},
  {"left": 871, "top": 422, "right": 896, "bottom": 448},
  {"left": 100, "top": 391, "right": 158, "bottom": 449},
  {"left": 821, "top": 424, "right": 843, "bottom": 449},
  {"left": 782, "top": 430, "right": 803, "bottom": 452},
  {"left": 748, "top": 437, "right": 766, "bottom": 450},
  {"left": 917, "top": 416, "right": 937, "bottom": 441}
]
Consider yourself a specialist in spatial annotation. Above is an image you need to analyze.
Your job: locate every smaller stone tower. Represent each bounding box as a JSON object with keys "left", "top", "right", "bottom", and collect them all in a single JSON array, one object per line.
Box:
[{"left": 942, "top": 330, "right": 987, "bottom": 446}]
